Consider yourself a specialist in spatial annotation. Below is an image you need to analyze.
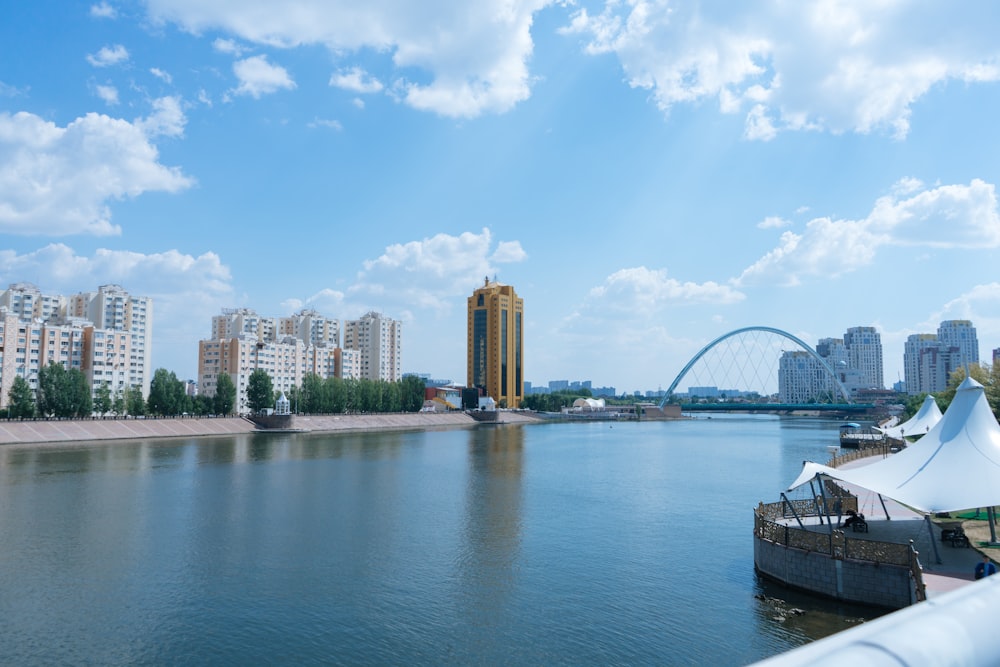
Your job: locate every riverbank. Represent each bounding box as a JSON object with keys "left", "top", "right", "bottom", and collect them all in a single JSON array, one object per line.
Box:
[{"left": 0, "top": 410, "right": 545, "bottom": 447}]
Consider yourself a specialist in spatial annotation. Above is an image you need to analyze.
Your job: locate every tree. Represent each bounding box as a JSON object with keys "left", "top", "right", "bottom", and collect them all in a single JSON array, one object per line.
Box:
[
  {"left": 148, "top": 368, "right": 182, "bottom": 416},
  {"left": 36, "top": 362, "right": 70, "bottom": 417},
  {"left": 300, "top": 373, "right": 327, "bottom": 414},
  {"left": 246, "top": 369, "right": 274, "bottom": 414},
  {"left": 125, "top": 386, "right": 146, "bottom": 416},
  {"left": 400, "top": 374, "right": 426, "bottom": 412},
  {"left": 93, "top": 383, "right": 112, "bottom": 416},
  {"left": 112, "top": 389, "right": 126, "bottom": 416},
  {"left": 7, "top": 376, "right": 35, "bottom": 418},
  {"left": 327, "top": 377, "right": 347, "bottom": 413},
  {"left": 192, "top": 394, "right": 214, "bottom": 416},
  {"left": 67, "top": 368, "right": 92, "bottom": 417},
  {"left": 214, "top": 373, "right": 236, "bottom": 416}
]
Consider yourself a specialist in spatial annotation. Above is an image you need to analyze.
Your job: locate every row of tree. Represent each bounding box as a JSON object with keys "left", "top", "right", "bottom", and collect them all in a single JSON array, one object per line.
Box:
[{"left": 5, "top": 363, "right": 427, "bottom": 419}]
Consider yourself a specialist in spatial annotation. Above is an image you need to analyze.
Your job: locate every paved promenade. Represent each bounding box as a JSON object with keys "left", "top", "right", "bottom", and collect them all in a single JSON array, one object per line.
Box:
[{"left": 0, "top": 411, "right": 544, "bottom": 447}]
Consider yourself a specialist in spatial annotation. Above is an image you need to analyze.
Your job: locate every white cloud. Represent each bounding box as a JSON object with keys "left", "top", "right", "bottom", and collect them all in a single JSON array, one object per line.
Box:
[
  {"left": 757, "top": 215, "right": 790, "bottom": 230},
  {"left": 330, "top": 67, "right": 384, "bottom": 94},
  {"left": 150, "top": 67, "right": 173, "bottom": 84},
  {"left": 348, "top": 228, "right": 526, "bottom": 314},
  {"left": 87, "top": 44, "right": 129, "bottom": 67},
  {"left": 308, "top": 117, "right": 342, "bottom": 131},
  {"left": 585, "top": 267, "right": 745, "bottom": 316},
  {"left": 213, "top": 38, "right": 245, "bottom": 56},
  {"left": 136, "top": 96, "right": 187, "bottom": 137},
  {"left": 0, "top": 105, "right": 193, "bottom": 236},
  {"left": 232, "top": 55, "right": 296, "bottom": 98},
  {"left": 0, "top": 81, "right": 25, "bottom": 98},
  {"left": 95, "top": 84, "right": 119, "bottom": 105},
  {"left": 144, "top": 0, "right": 554, "bottom": 118},
  {"left": 735, "top": 179, "right": 1000, "bottom": 286},
  {"left": 561, "top": 1, "right": 1000, "bottom": 139},
  {"left": 90, "top": 2, "right": 117, "bottom": 19}
]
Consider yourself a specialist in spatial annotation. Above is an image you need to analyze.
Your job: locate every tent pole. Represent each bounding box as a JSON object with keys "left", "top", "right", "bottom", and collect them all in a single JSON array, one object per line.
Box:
[
  {"left": 989, "top": 507, "right": 999, "bottom": 546},
  {"left": 780, "top": 492, "right": 806, "bottom": 530},
  {"left": 807, "top": 478, "right": 826, "bottom": 527},
  {"left": 924, "top": 514, "right": 942, "bottom": 565},
  {"left": 877, "top": 493, "right": 891, "bottom": 521},
  {"left": 816, "top": 477, "right": 834, "bottom": 533}
]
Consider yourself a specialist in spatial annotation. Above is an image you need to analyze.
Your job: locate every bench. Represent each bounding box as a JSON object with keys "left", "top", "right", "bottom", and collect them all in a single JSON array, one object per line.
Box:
[
  {"left": 941, "top": 526, "right": 970, "bottom": 547},
  {"left": 851, "top": 518, "right": 869, "bottom": 533}
]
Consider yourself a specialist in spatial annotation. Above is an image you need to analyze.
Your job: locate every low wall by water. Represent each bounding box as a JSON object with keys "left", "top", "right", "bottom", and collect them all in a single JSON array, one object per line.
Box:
[
  {"left": 0, "top": 411, "right": 544, "bottom": 447},
  {"left": 754, "top": 502, "right": 922, "bottom": 610}
]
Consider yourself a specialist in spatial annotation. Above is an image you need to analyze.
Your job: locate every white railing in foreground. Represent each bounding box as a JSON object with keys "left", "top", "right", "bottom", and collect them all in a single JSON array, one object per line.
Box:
[{"left": 751, "top": 576, "right": 1000, "bottom": 666}]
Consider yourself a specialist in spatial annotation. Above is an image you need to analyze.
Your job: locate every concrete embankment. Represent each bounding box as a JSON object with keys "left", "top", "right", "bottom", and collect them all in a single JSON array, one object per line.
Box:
[{"left": 0, "top": 411, "right": 544, "bottom": 447}]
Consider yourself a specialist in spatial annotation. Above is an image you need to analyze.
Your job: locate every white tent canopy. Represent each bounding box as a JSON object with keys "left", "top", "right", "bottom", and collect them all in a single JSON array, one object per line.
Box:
[
  {"left": 877, "top": 394, "right": 942, "bottom": 440},
  {"left": 789, "top": 377, "right": 1000, "bottom": 514}
]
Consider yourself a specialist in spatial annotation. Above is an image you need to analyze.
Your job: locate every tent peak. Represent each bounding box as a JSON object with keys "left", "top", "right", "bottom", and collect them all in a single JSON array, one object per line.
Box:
[{"left": 958, "top": 376, "right": 984, "bottom": 391}]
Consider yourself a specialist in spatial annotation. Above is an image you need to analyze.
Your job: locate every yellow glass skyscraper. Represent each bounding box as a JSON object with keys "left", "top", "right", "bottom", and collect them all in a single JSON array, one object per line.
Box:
[{"left": 467, "top": 278, "right": 523, "bottom": 408}]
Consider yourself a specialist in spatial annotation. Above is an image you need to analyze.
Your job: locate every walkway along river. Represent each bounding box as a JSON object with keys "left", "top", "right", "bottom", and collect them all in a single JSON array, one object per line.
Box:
[{"left": 0, "top": 413, "right": 883, "bottom": 665}]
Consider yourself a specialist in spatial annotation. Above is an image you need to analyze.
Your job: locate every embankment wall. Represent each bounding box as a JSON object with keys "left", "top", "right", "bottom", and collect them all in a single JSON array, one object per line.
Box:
[{"left": 0, "top": 411, "right": 544, "bottom": 447}]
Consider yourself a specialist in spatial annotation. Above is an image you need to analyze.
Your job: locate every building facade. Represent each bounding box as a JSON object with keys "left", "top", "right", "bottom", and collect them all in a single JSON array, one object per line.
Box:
[
  {"left": 777, "top": 327, "right": 883, "bottom": 403},
  {"left": 199, "top": 307, "right": 348, "bottom": 411},
  {"left": 343, "top": 311, "right": 402, "bottom": 382},
  {"left": 467, "top": 278, "right": 523, "bottom": 408},
  {"left": 0, "top": 283, "right": 152, "bottom": 409},
  {"left": 843, "top": 326, "right": 884, "bottom": 390},
  {"left": 903, "top": 321, "right": 980, "bottom": 395}
]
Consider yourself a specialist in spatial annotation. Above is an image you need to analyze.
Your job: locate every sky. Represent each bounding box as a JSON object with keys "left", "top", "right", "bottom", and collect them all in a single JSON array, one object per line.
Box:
[{"left": 2, "top": 1, "right": 1000, "bottom": 395}]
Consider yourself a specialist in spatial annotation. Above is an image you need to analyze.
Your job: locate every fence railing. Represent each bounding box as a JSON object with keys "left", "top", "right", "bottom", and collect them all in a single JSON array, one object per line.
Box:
[{"left": 755, "top": 500, "right": 926, "bottom": 601}]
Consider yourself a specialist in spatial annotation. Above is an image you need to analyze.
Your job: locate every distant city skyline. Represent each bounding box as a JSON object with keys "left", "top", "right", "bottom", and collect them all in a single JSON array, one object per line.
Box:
[{"left": 3, "top": 3, "right": 1000, "bottom": 393}]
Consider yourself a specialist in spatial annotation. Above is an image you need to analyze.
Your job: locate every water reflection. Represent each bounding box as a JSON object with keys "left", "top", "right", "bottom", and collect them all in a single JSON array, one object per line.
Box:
[{"left": 458, "top": 425, "right": 525, "bottom": 634}]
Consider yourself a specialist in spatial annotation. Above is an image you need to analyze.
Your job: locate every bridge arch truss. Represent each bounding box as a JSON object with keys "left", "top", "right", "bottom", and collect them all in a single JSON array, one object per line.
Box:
[{"left": 658, "top": 326, "right": 852, "bottom": 408}]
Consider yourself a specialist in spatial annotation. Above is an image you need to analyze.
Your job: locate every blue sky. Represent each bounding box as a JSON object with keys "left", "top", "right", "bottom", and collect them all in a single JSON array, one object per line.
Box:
[{"left": 2, "top": 1, "right": 1000, "bottom": 394}]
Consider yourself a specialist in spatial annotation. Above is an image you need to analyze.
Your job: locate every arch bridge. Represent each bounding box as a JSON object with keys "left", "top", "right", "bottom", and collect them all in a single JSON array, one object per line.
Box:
[{"left": 658, "top": 326, "right": 873, "bottom": 413}]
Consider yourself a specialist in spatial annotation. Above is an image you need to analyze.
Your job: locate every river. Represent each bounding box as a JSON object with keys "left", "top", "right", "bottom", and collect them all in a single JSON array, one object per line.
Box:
[{"left": 0, "top": 414, "right": 882, "bottom": 665}]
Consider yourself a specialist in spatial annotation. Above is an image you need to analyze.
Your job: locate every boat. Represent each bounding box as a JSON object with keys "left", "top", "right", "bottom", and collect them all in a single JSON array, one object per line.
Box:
[{"left": 838, "top": 422, "right": 885, "bottom": 449}]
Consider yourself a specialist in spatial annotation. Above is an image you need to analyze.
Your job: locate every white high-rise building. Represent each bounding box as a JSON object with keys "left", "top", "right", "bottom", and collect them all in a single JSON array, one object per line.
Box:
[
  {"left": 778, "top": 327, "right": 884, "bottom": 402},
  {"left": 343, "top": 311, "right": 402, "bottom": 381},
  {"left": 937, "top": 320, "right": 979, "bottom": 369},
  {"left": 68, "top": 285, "right": 153, "bottom": 397},
  {"left": 902, "top": 321, "right": 979, "bottom": 395},
  {"left": 199, "top": 307, "right": 351, "bottom": 410},
  {"left": 843, "top": 326, "right": 884, "bottom": 390},
  {"left": 904, "top": 333, "right": 962, "bottom": 395},
  {"left": 0, "top": 283, "right": 151, "bottom": 407}
]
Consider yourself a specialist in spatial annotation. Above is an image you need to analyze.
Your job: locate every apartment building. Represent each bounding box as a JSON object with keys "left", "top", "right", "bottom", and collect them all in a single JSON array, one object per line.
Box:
[
  {"left": 901, "top": 321, "right": 980, "bottom": 395},
  {"left": 778, "top": 326, "right": 885, "bottom": 402},
  {"left": 198, "top": 307, "right": 388, "bottom": 411},
  {"left": 0, "top": 283, "right": 151, "bottom": 408},
  {"left": 343, "top": 311, "right": 402, "bottom": 382}
]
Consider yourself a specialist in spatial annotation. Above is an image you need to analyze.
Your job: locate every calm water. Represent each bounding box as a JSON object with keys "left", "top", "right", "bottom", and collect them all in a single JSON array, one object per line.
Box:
[{"left": 0, "top": 415, "right": 879, "bottom": 665}]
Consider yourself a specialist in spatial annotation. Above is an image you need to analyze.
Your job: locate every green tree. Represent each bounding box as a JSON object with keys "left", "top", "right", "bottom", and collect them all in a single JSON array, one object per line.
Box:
[
  {"left": 7, "top": 376, "right": 35, "bottom": 418},
  {"left": 300, "top": 373, "right": 327, "bottom": 414},
  {"left": 93, "top": 383, "right": 112, "bottom": 416},
  {"left": 67, "top": 368, "right": 92, "bottom": 417},
  {"left": 112, "top": 389, "right": 126, "bottom": 416},
  {"left": 148, "top": 368, "right": 182, "bottom": 416},
  {"left": 327, "top": 377, "right": 347, "bottom": 413},
  {"left": 125, "top": 386, "right": 146, "bottom": 416},
  {"left": 214, "top": 373, "right": 236, "bottom": 416},
  {"left": 36, "top": 362, "right": 70, "bottom": 417},
  {"left": 400, "top": 374, "right": 426, "bottom": 412},
  {"left": 192, "top": 393, "right": 214, "bottom": 416},
  {"left": 246, "top": 369, "right": 274, "bottom": 414}
]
